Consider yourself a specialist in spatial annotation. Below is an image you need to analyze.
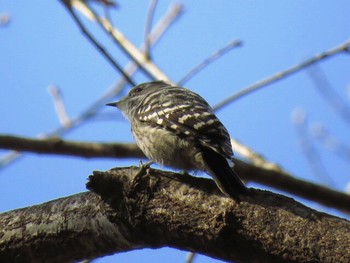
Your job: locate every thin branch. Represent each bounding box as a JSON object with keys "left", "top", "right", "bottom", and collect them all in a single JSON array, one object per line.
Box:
[
  {"left": 1, "top": 134, "right": 349, "bottom": 213},
  {"left": 144, "top": 0, "right": 158, "bottom": 60},
  {"left": 213, "top": 39, "right": 350, "bottom": 111},
  {"left": 291, "top": 108, "right": 336, "bottom": 187},
  {"left": 48, "top": 85, "right": 71, "bottom": 128},
  {"left": 147, "top": 3, "right": 183, "bottom": 50},
  {"left": 178, "top": 39, "right": 242, "bottom": 85},
  {"left": 79, "top": 1, "right": 172, "bottom": 82},
  {"left": 307, "top": 64, "right": 350, "bottom": 125},
  {"left": 61, "top": 1, "right": 136, "bottom": 86}
]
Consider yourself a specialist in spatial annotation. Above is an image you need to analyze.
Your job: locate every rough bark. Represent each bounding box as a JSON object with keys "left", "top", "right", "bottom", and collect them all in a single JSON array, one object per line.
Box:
[{"left": 0, "top": 166, "right": 349, "bottom": 262}]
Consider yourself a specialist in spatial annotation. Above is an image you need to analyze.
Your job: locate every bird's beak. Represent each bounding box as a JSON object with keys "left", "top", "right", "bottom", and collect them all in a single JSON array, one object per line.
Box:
[{"left": 106, "top": 102, "right": 119, "bottom": 108}]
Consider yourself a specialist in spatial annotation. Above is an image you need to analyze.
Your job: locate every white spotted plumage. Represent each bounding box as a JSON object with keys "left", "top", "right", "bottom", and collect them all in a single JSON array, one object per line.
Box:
[{"left": 109, "top": 81, "right": 248, "bottom": 200}]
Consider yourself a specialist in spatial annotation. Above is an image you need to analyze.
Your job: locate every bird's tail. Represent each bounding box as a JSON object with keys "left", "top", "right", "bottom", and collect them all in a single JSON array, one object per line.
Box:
[{"left": 202, "top": 148, "right": 249, "bottom": 201}]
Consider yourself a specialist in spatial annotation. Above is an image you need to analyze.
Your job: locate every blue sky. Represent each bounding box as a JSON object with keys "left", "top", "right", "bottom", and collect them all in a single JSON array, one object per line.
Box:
[{"left": 1, "top": 1, "right": 350, "bottom": 262}]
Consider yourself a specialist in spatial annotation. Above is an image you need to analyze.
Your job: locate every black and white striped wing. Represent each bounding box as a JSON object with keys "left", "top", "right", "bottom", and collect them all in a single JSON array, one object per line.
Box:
[{"left": 135, "top": 87, "right": 234, "bottom": 158}]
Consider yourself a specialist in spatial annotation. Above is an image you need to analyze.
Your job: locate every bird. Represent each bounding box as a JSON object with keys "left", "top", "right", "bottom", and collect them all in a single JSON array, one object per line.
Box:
[{"left": 107, "top": 81, "right": 249, "bottom": 200}]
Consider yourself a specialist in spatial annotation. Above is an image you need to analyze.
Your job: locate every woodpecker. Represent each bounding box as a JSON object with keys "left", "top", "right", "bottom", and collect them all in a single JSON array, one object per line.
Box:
[{"left": 107, "top": 81, "right": 249, "bottom": 200}]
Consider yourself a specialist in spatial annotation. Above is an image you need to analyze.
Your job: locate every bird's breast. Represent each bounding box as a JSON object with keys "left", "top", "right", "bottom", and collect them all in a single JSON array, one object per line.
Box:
[{"left": 131, "top": 124, "right": 199, "bottom": 171}]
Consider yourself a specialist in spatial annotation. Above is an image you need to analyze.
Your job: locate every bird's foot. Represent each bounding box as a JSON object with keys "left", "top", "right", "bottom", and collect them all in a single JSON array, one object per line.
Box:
[
  {"left": 133, "top": 160, "right": 153, "bottom": 183},
  {"left": 138, "top": 160, "right": 153, "bottom": 174}
]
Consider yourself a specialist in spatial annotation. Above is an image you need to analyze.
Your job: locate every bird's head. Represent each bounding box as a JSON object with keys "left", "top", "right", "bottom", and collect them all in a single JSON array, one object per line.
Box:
[{"left": 106, "top": 80, "right": 171, "bottom": 118}]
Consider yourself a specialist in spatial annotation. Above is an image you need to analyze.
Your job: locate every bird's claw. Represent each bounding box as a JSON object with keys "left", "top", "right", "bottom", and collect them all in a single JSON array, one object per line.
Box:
[{"left": 138, "top": 160, "right": 153, "bottom": 171}]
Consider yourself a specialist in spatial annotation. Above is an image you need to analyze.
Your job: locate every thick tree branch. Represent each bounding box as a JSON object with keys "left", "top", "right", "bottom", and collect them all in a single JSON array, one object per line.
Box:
[
  {"left": 0, "top": 192, "right": 116, "bottom": 263},
  {"left": 0, "top": 134, "right": 349, "bottom": 213},
  {"left": 0, "top": 167, "right": 349, "bottom": 262}
]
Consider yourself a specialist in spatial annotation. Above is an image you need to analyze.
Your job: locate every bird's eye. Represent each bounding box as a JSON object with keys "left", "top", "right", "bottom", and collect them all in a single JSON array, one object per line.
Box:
[
  {"left": 130, "top": 86, "right": 143, "bottom": 96},
  {"left": 134, "top": 87, "right": 143, "bottom": 93}
]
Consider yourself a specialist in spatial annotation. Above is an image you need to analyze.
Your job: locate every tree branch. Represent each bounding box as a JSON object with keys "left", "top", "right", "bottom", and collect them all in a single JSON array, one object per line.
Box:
[
  {"left": 74, "top": 0, "right": 171, "bottom": 82},
  {"left": 235, "top": 159, "right": 350, "bottom": 213},
  {"left": 0, "top": 134, "right": 349, "bottom": 213},
  {"left": 0, "top": 167, "right": 349, "bottom": 262},
  {"left": 60, "top": 1, "right": 136, "bottom": 86},
  {"left": 213, "top": 39, "right": 350, "bottom": 111},
  {"left": 178, "top": 39, "right": 242, "bottom": 85},
  {"left": 0, "top": 135, "right": 144, "bottom": 159},
  {"left": 144, "top": 0, "right": 158, "bottom": 60},
  {"left": 307, "top": 64, "right": 350, "bottom": 125}
]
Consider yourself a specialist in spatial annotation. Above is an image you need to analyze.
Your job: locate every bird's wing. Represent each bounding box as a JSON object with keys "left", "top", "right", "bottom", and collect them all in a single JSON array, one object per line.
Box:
[{"left": 136, "top": 90, "right": 233, "bottom": 158}]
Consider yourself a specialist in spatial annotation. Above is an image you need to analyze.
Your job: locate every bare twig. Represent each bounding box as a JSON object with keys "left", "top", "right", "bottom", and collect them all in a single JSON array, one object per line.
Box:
[
  {"left": 148, "top": 3, "right": 183, "bottom": 50},
  {"left": 291, "top": 108, "right": 336, "bottom": 187},
  {"left": 307, "top": 64, "right": 350, "bottom": 125},
  {"left": 61, "top": 1, "right": 136, "bottom": 86},
  {"left": 144, "top": 0, "right": 158, "bottom": 60},
  {"left": 178, "top": 39, "right": 242, "bottom": 85},
  {"left": 48, "top": 85, "right": 71, "bottom": 128},
  {"left": 213, "top": 39, "right": 350, "bottom": 111},
  {"left": 78, "top": 1, "right": 172, "bottom": 82},
  {"left": 1, "top": 134, "right": 349, "bottom": 213}
]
